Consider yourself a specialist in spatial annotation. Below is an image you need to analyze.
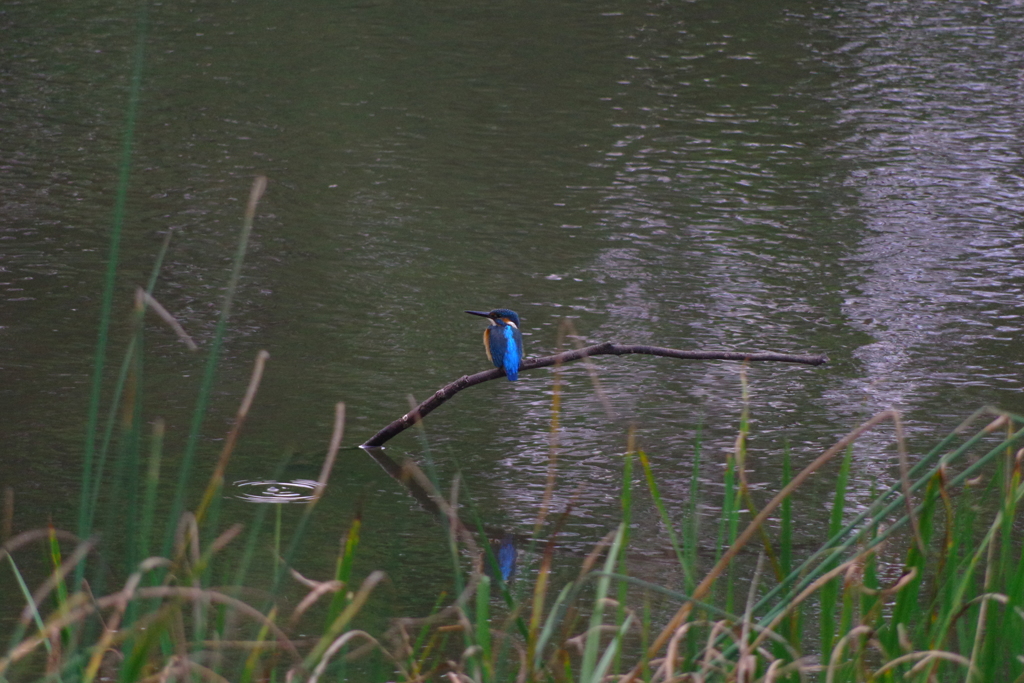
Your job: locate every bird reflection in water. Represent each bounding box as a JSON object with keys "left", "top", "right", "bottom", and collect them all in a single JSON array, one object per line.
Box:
[
  {"left": 484, "top": 534, "right": 517, "bottom": 582},
  {"left": 361, "top": 444, "right": 520, "bottom": 581}
]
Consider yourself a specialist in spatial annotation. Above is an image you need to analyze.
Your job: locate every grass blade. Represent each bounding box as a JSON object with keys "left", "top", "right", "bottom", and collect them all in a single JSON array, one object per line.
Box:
[
  {"left": 161, "top": 176, "right": 267, "bottom": 559},
  {"left": 580, "top": 523, "right": 626, "bottom": 682}
]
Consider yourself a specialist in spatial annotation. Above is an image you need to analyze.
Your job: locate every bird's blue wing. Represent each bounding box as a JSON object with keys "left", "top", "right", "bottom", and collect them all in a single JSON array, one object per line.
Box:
[{"left": 500, "top": 324, "right": 521, "bottom": 380}]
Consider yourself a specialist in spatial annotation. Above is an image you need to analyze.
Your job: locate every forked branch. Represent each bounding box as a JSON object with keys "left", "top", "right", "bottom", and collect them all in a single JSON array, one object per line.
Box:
[{"left": 360, "top": 342, "right": 827, "bottom": 449}]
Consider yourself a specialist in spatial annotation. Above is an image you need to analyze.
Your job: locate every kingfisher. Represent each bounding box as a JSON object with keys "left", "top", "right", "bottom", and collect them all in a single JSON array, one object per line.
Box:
[{"left": 465, "top": 308, "right": 524, "bottom": 381}]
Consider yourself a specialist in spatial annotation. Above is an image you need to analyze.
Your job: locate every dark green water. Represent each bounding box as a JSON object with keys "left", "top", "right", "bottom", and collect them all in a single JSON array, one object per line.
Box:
[{"left": 3, "top": 0, "right": 1024, "bottom": 635}]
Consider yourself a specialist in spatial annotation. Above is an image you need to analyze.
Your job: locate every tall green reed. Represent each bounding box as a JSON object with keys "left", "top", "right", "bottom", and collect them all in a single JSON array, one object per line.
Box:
[{"left": 76, "top": 0, "right": 151, "bottom": 581}]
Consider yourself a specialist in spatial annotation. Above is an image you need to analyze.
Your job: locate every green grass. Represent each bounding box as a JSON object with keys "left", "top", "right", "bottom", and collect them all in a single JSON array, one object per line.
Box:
[{"left": 7, "top": 289, "right": 1024, "bottom": 683}]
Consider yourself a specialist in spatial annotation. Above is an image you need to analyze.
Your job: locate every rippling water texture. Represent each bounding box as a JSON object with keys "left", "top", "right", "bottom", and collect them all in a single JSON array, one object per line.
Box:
[{"left": 3, "top": 0, "right": 1024, "bottom": 619}]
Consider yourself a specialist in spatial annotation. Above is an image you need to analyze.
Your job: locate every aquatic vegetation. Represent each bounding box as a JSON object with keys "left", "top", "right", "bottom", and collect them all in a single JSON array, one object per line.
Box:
[{"left": 6, "top": 381, "right": 1024, "bottom": 682}]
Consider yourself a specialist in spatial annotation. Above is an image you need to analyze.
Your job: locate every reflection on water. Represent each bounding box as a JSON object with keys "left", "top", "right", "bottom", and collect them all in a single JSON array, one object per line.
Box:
[
  {"left": 484, "top": 534, "right": 518, "bottom": 583},
  {"left": 828, "top": 1, "right": 1024, "bottom": 414},
  {"left": 233, "top": 479, "right": 320, "bottom": 504}
]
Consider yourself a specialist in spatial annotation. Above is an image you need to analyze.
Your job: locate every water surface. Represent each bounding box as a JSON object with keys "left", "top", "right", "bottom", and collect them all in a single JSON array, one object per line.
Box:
[{"left": 3, "top": 0, "right": 1024, "bottom": 630}]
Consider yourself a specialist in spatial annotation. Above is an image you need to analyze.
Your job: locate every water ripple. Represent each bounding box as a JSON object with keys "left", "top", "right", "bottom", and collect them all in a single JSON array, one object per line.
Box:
[{"left": 232, "top": 479, "right": 320, "bottom": 504}]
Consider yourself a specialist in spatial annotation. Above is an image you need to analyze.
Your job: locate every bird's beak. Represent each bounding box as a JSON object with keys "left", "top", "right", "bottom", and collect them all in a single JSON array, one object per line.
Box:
[{"left": 465, "top": 310, "right": 491, "bottom": 318}]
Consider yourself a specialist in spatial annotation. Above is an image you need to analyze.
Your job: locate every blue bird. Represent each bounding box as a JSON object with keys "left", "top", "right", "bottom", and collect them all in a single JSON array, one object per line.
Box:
[{"left": 465, "top": 308, "right": 525, "bottom": 381}]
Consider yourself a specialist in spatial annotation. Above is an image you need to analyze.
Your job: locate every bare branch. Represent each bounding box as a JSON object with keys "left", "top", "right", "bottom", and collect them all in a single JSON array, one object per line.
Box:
[{"left": 360, "top": 342, "right": 827, "bottom": 448}]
